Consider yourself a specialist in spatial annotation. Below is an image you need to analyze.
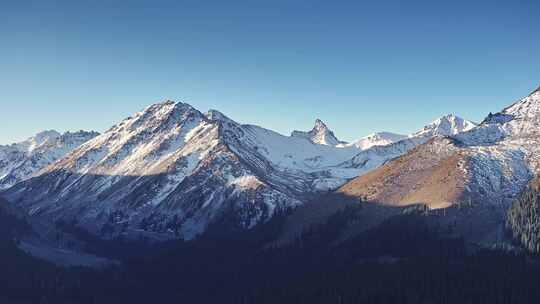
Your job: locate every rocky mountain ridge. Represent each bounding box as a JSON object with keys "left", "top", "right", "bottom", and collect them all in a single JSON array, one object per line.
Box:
[
  {"left": 1, "top": 100, "right": 474, "bottom": 240},
  {"left": 340, "top": 86, "right": 540, "bottom": 211},
  {"left": 0, "top": 130, "right": 99, "bottom": 190}
]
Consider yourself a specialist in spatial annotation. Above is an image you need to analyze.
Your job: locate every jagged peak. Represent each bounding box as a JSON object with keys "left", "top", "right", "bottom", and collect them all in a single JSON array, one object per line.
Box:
[
  {"left": 412, "top": 114, "right": 476, "bottom": 138},
  {"left": 109, "top": 100, "right": 203, "bottom": 134},
  {"left": 11, "top": 130, "right": 62, "bottom": 153},
  {"left": 139, "top": 100, "right": 199, "bottom": 116},
  {"left": 62, "top": 130, "right": 100, "bottom": 137},
  {"left": 1, "top": 129, "right": 98, "bottom": 156},
  {"left": 34, "top": 129, "right": 61, "bottom": 139},
  {"left": 291, "top": 119, "right": 342, "bottom": 146},
  {"left": 434, "top": 113, "right": 464, "bottom": 123},
  {"left": 434, "top": 113, "right": 473, "bottom": 125},
  {"left": 205, "top": 109, "right": 233, "bottom": 122},
  {"left": 57, "top": 130, "right": 100, "bottom": 146},
  {"left": 347, "top": 131, "right": 406, "bottom": 149},
  {"left": 313, "top": 119, "right": 328, "bottom": 130},
  {"left": 497, "top": 84, "right": 540, "bottom": 120}
]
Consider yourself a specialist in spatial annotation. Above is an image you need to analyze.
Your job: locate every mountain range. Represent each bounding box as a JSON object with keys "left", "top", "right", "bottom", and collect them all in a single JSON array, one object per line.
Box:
[
  {"left": 2, "top": 84, "right": 540, "bottom": 304},
  {"left": 1, "top": 85, "right": 539, "bottom": 251},
  {"left": 1, "top": 101, "right": 475, "bottom": 241},
  {"left": 341, "top": 86, "right": 540, "bottom": 209},
  {"left": 0, "top": 130, "right": 99, "bottom": 190}
]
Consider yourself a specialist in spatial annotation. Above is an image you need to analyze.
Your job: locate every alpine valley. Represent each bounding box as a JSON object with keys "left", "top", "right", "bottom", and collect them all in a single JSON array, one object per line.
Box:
[{"left": 4, "top": 86, "right": 540, "bottom": 303}]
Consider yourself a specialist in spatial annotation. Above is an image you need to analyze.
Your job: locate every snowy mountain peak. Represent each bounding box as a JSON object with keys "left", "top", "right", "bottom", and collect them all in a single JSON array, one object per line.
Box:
[
  {"left": 464, "top": 84, "right": 540, "bottom": 142},
  {"left": 411, "top": 114, "right": 476, "bottom": 138},
  {"left": 205, "top": 109, "right": 236, "bottom": 124},
  {"left": 313, "top": 119, "right": 328, "bottom": 130},
  {"left": 347, "top": 132, "right": 407, "bottom": 149},
  {"left": 20, "top": 130, "right": 62, "bottom": 153},
  {"left": 111, "top": 100, "right": 204, "bottom": 136},
  {"left": 291, "top": 119, "right": 342, "bottom": 146},
  {"left": 34, "top": 129, "right": 61, "bottom": 140},
  {"left": 501, "top": 86, "right": 540, "bottom": 119},
  {"left": 59, "top": 130, "right": 100, "bottom": 146},
  {"left": 0, "top": 129, "right": 98, "bottom": 189},
  {"left": 143, "top": 100, "right": 197, "bottom": 116}
]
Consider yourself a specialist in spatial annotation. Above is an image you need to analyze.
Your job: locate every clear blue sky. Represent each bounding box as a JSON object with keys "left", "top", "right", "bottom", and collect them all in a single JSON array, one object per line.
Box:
[{"left": 1, "top": 0, "right": 539, "bottom": 144}]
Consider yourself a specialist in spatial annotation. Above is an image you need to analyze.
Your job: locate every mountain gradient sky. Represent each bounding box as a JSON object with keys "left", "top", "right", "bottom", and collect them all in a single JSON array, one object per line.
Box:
[{"left": 1, "top": 0, "right": 539, "bottom": 144}]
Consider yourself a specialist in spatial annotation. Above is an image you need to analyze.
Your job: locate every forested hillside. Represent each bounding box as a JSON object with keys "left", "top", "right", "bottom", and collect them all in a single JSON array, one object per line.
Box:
[
  {"left": 507, "top": 178, "right": 540, "bottom": 253},
  {"left": 1, "top": 198, "right": 540, "bottom": 303}
]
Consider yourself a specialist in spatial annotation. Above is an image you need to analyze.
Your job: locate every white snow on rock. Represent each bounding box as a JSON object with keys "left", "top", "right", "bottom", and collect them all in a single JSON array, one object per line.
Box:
[
  {"left": 342, "top": 132, "right": 407, "bottom": 150},
  {"left": 229, "top": 175, "right": 264, "bottom": 190},
  {"left": 447, "top": 85, "right": 540, "bottom": 206},
  {"left": 1, "top": 100, "right": 479, "bottom": 240},
  {"left": 339, "top": 114, "right": 476, "bottom": 151},
  {"left": 291, "top": 119, "right": 344, "bottom": 146},
  {"left": 0, "top": 130, "right": 99, "bottom": 189},
  {"left": 411, "top": 114, "right": 477, "bottom": 138}
]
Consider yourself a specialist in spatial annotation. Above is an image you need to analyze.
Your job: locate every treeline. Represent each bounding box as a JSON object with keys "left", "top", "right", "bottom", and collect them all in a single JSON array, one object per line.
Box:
[
  {"left": 507, "top": 178, "right": 540, "bottom": 253},
  {"left": 1, "top": 202, "right": 540, "bottom": 303}
]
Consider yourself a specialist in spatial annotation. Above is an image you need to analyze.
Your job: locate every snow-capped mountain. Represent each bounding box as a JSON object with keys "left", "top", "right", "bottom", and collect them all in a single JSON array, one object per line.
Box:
[
  {"left": 321, "top": 114, "right": 477, "bottom": 189},
  {"left": 0, "top": 130, "right": 99, "bottom": 189},
  {"left": 412, "top": 114, "right": 476, "bottom": 138},
  {"left": 339, "top": 85, "right": 540, "bottom": 213},
  {"left": 1, "top": 102, "right": 357, "bottom": 240},
  {"left": 1, "top": 101, "right": 476, "bottom": 240},
  {"left": 345, "top": 132, "right": 407, "bottom": 150},
  {"left": 341, "top": 114, "right": 475, "bottom": 150},
  {"left": 291, "top": 119, "right": 344, "bottom": 146}
]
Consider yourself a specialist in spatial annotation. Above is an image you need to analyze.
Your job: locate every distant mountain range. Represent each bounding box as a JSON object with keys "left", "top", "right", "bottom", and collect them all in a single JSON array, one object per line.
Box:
[
  {"left": 2, "top": 84, "right": 540, "bottom": 252},
  {"left": 1, "top": 100, "right": 475, "bottom": 241}
]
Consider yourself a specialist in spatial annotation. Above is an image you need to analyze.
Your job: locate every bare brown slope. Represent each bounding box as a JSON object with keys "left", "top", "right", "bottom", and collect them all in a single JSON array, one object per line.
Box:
[{"left": 338, "top": 137, "right": 470, "bottom": 209}]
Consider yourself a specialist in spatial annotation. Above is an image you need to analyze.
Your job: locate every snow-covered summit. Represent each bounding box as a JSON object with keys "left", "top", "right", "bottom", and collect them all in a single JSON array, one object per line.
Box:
[
  {"left": 341, "top": 114, "right": 475, "bottom": 151},
  {"left": 345, "top": 132, "right": 407, "bottom": 150},
  {"left": 19, "top": 130, "right": 62, "bottom": 153},
  {"left": 501, "top": 86, "right": 540, "bottom": 121},
  {"left": 0, "top": 130, "right": 98, "bottom": 189},
  {"left": 411, "top": 114, "right": 476, "bottom": 138},
  {"left": 291, "top": 119, "right": 343, "bottom": 146},
  {"left": 456, "top": 85, "right": 540, "bottom": 145},
  {"left": 205, "top": 109, "right": 236, "bottom": 123}
]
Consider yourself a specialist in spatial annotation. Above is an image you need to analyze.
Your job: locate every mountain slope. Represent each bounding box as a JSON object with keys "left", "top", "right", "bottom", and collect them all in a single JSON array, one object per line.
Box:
[
  {"left": 3, "top": 102, "right": 358, "bottom": 240},
  {"left": 338, "top": 137, "right": 468, "bottom": 209},
  {"left": 1, "top": 102, "right": 476, "bottom": 240},
  {"left": 0, "top": 130, "right": 99, "bottom": 189},
  {"left": 338, "top": 86, "right": 540, "bottom": 210},
  {"left": 329, "top": 114, "right": 476, "bottom": 187}
]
